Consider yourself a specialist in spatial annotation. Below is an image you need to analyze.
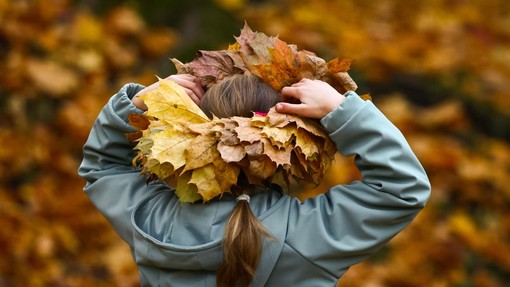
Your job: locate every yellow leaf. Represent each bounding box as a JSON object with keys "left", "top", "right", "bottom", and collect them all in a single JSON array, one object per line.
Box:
[
  {"left": 175, "top": 171, "right": 201, "bottom": 203},
  {"left": 262, "top": 124, "right": 297, "bottom": 147},
  {"left": 250, "top": 113, "right": 267, "bottom": 127},
  {"left": 150, "top": 124, "right": 194, "bottom": 171},
  {"left": 189, "top": 164, "right": 222, "bottom": 202},
  {"left": 183, "top": 134, "right": 220, "bottom": 172},
  {"left": 213, "top": 160, "right": 240, "bottom": 193},
  {"left": 146, "top": 160, "right": 174, "bottom": 180},
  {"left": 295, "top": 128, "right": 319, "bottom": 160},
  {"left": 139, "top": 78, "right": 209, "bottom": 124}
]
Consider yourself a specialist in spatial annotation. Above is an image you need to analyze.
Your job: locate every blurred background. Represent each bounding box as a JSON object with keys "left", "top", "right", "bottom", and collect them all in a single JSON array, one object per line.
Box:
[{"left": 1, "top": 0, "right": 509, "bottom": 286}]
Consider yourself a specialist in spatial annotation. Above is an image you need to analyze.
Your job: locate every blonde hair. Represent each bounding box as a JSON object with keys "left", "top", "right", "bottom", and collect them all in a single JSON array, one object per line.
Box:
[{"left": 199, "top": 74, "right": 279, "bottom": 287}]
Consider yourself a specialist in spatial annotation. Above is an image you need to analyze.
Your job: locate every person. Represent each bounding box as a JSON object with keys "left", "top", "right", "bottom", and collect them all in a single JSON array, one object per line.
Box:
[{"left": 79, "top": 72, "right": 430, "bottom": 287}]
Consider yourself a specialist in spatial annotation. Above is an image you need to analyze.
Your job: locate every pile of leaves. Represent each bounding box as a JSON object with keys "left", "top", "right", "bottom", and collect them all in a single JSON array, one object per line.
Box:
[
  {"left": 129, "top": 25, "right": 358, "bottom": 203},
  {"left": 130, "top": 78, "right": 336, "bottom": 203},
  {"left": 172, "top": 24, "right": 358, "bottom": 93}
]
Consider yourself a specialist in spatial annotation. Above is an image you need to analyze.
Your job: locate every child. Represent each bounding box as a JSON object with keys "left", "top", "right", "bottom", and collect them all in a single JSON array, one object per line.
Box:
[{"left": 79, "top": 73, "right": 430, "bottom": 287}]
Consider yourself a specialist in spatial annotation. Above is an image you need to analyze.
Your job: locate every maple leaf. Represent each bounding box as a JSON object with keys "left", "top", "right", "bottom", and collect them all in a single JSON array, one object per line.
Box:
[
  {"left": 245, "top": 156, "right": 277, "bottom": 183},
  {"left": 175, "top": 171, "right": 201, "bottom": 203},
  {"left": 183, "top": 134, "right": 220, "bottom": 172},
  {"left": 233, "top": 117, "right": 263, "bottom": 143},
  {"left": 235, "top": 23, "right": 274, "bottom": 65},
  {"left": 149, "top": 124, "right": 194, "bottom": 172},
  {"left": 327, "top": 58, "right": 352, "bottom": 74},
  {"left": 244, "top": 141, "right": 264, "bottom": 156},
  {"left": 261, "top": 138, "right": 292, "bottom": 167},
  {"left": 139, "top": 78, "right": 209, "bottom": 124},
  {"left": 295, "top": 128, "right": 320, "bottom": 160},
  {"left": 189, "top": 164, "right": 222, "bottom": 202},
  {"left": 126, "top": 113, "right": 150, "bottom": 142},
  {"left": 298, "top": 50, "right": 328, "bottom": 79},
  {"left": 218, "top": 123, "right": 240, "bottom": 146},
  {"left": 171, "top": 50, "right": 245, "bottom": 88},
  {"left": 171, "top": 23, "right": 358, "bottom": 93},
  {"left": 249, "top": 38, "right": 302, "bottom": 90},
  {"left": 212, "top": 159, "right": 240, "bottom": 194},
  {"left": 132, "top": 24, "right": 343, "bottom": 203},
  {"left": 217, "top": 142, "right": 246, "bottom": 162},
  {"left": 262, "top": 123, "right": 297, "bottom": 147}
]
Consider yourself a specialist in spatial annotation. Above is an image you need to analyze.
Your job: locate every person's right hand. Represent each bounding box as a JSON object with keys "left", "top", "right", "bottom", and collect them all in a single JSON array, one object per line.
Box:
[
  {"left": 133, "top": 74, "right": 205, "bottom": 111},
  {"left": 276, "top": 79, "right": 346, "bottom": 119}
]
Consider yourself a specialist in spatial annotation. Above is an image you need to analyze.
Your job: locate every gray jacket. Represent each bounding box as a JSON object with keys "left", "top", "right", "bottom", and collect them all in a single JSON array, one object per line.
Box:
[{"left": 79, "top": 83, "right": 430, "bottom": 286}]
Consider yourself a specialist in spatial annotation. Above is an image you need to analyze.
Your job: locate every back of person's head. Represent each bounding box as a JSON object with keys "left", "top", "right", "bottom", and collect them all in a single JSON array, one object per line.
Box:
[
  {"left": 199, "top": 73, "right": 279, "bottom": 287},
  {"left": 199, "top": 73, "right": 280, "bottom": 119}
]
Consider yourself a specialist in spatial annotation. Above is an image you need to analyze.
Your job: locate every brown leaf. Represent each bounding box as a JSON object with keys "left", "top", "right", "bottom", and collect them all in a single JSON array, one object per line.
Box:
[
  {"left": 183, "top": 134, "right": 220, "bottom": 172},
  {"left": 298, "top": 50, "right": 328, "bottom": 79},
  {"left": 213, "top": 160, "right": 240, "bottom": 193},
  {"left": 327, "top": 58, "right": 352, "bottom": 74},
  {"left": 261, "top": 138, "right": 292, "bottom": 166},
  {"left": 179, "top": 50, "right": 245, "bottom": 88},
  {"left": 126, "top": 114, "right": 150, "bottom": 142},
  {"left": 217, "top": 141, "right": 246, "bottom": 162},
  {"left": 233, "top": 117, "right": 262, "bottom": 143},
  {"left": 245, "top": 156, "right": 277, "bottom": 182},
  {"left": 244, "top": 141, "right": 264, "bottom": 156},
  {"left": 332, "top": 72, "right": 358, "bottom": 91}
]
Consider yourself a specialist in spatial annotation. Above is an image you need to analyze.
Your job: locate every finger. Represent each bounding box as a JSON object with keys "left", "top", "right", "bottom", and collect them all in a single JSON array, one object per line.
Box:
[
  {"left": 275, "top": 102, "right": 307, "bottom": 116},
  {"left": 190, "top": 82, "right": 205, "bottom": 100},
  {"left": 281, "top": 86, "right": 301, "bottom": 99},
  {"left": 186, "top": 75, "right": 206, "bottom": 99},
  {"left": 168, "top": 74, "right": 194, "bottom": 81},
  {"left": 172, "top": 77, "right": 205, "bottom": 100},
  {"left": 183, "top": 87, "right": 200, "bottom": 105}
]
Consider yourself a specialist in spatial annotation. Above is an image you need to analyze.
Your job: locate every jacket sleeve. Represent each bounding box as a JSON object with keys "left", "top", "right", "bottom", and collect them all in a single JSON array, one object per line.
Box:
[
  {"left": 78, "top": 83, "right": 170, "bottom": 247},
  {"left": 285, "top": 92, "right": 431, "bottom": 277}
]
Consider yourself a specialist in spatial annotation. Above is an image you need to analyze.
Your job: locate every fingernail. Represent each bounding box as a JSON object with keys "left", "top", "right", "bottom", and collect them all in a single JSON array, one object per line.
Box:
[{"left": 276, "top": 103, "right": 282, "bottom": 111}]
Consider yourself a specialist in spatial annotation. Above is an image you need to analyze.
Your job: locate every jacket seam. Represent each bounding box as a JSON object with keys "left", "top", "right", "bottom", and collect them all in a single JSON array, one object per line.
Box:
[{"left": 284, "top": 241, "right": 337, "bottom": 278}]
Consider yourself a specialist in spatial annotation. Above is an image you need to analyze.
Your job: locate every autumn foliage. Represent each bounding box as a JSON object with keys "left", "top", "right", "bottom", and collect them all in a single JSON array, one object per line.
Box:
[
  {"left": 1, "top": 0, "right": 510, "bottom": 286},
  {"left": 131, "top": 26, "right": 352, "bottom": 203}
]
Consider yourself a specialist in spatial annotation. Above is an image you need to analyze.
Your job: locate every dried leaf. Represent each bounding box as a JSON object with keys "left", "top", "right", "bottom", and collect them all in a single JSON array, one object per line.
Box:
[
  {"left": 150, "top": 124, "right": 194, "bottom": 171},
  {"left": 295, "top": 128, "right": 319, "bottom": 160},
  {"left": 234, "top": 117, "right": 263, "bottom": 143},
  {"left": 171, "top": 23, "right": 357, "bottom": 93},
  {"left": 175, "top": 171, "right": 201, "bottom": 203},
  {"left": 217, "top": 142, "right": 246, "bottom": 162},
  {"left": 261, "top": 138, "right": 292, "bottom": 166},
  {"left": 189, "top": 164, "right": 222, "bottom": 201},
  {"left": 183, "top": 134, "right": 219, "bottom": 172},
  {"left": 177, "top": 50, "right": 245, "bottom": 88},
  {"left": 246, "top": 156, "right": 277, "bottom": 182},
  {"left": 133, "top": 24, "right": 339, "bottom": 202},
  {"left": 139, "top": 78, "right": 209, "bottom": 124}
]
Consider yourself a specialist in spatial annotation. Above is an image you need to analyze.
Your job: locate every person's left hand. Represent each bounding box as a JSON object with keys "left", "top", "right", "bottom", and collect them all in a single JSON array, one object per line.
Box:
[{"left": 133, "top": 74, "right": 205, "bottom": 111}]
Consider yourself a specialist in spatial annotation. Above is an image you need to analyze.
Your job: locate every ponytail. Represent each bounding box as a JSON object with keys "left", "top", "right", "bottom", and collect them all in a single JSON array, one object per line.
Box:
[{"left": 217, "top": 194, "right": 272, "bottom": 287}]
